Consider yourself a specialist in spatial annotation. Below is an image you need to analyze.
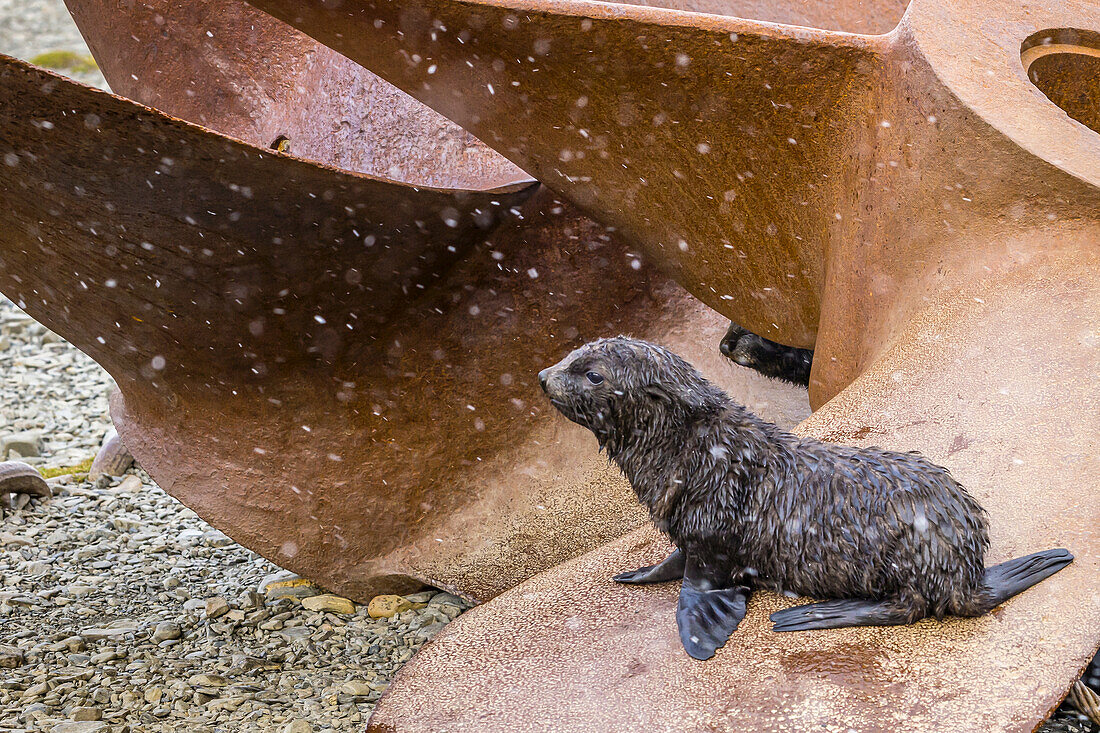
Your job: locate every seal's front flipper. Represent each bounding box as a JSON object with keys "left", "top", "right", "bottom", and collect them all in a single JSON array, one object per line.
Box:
[
  {"left": 675, "top": 556, "right": 749, "bottom": 660},
  {"left": 677, "top": 583, "right": 749, "bottom": 660},
  {"left": 770, "top": 598, "right": 916, "bottom": 632},
  {"left": 613, "top": 548, "right": 686, "bottom": 584}
]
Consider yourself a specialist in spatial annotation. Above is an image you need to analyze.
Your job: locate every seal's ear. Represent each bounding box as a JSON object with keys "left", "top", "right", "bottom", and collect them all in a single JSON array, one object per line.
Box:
[{"left": 644, "top": 384, "right": 671, "bottom": 403}]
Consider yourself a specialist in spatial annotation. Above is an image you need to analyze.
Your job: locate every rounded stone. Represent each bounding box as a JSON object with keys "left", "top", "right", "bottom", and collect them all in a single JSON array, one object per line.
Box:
[
  {"left": 300, "top": 594, "right": 355, "bottom": 615},
  {"left": 150, "top": 621, "right": 181, "bottom": 643},
  {"left": 367, "top": 595, "right": 413, "bottom": 619}
]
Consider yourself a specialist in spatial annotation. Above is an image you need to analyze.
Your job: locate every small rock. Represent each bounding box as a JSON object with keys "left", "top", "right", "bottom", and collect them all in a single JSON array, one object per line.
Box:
[
  {"left": 0, "top": 461, "right": 51, "bottom": 499},
  {"left": 416, "top": 621, "right": 447, "bottom": 641},
  {"left": 0, "top": 644, "right": 24, "bottom": 667},
  {"left": 19, "top": 702, "right": 48, "bottom": 722},
  {"left": 62, "top": 635, "right": 85, "bottom": 652},
  {"left": 70, "top": 707, "right": 103, "bottom": 722},
  {"left": 281, "top": 720, "right": 313, "bottom": 733},
  {"left": 188, "top": 673, "right": 229, "bottom": 688},
  {"left": 339, "top": 680, "right": 381, "bottom": 697},
  {"left": 429, "top": 592, "right": 466, "bottom": 607},
  {"left": 301, "top": 594, "right": 355, "bottom": 615},
  {"left": 22, "top": 681, "right": 49, "bottom": 698},
  {"left": 237, "top": 589, "right": 265, "bottom": 609},
  {"left": 151, "top": 621, "right": 181, "bottom": 643},
  {"left": 1, "top": 431, "right": 43, "bottom": 459},
  {"left": 109, "top": 512, "right": 143, "bottom": 532},
  {"left": 88, "top": 429, "right": 134, "bottom": 481},
  {"left": 0, "top": 530, "right": 34, "bottom": 546},
  {"left": 404, "top": 591, "right": 435, "bottom": 604},
  {"left": 81, "top": 626, "right": 138, "bottom": 640},
  {"left": 259, "top": 570, "right": 320, "bottom": 600},
  {"left": 205, "top": 596, "right": 230, "bottom": 619},
  {"left": 24, "top": 560, "right": 51, "bottom": 575},
  {"left": 175, "top": 528, "right": 205, "bottom": 545},
  {"left": 202, "top": 529, "right": 234, "bottom": 547},
  {"left": 277, "top": 626, "right": 312, "bottom": 642},
  {"left": 368, "top": 594, "right": 413, "bottom": 618},
  {"left": 89, "top": 650, "right": 122, "bottom": 664},
  {"left": 51, "top": 722, "right": 106, "bottom": 733},
  {"left": 116, "top": 475, "right": 143, "bottom": 493}
]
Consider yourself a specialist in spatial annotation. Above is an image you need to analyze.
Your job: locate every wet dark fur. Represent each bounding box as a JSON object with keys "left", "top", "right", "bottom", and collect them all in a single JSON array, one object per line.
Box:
[
  {"left": 720, "top": 322, "right": 813, "bottom": 387},
  {"left": 541, "top": 337, "right": 1070, "bottom": 625}
]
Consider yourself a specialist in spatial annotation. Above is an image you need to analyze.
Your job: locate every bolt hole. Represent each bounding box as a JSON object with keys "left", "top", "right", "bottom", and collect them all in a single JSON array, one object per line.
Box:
[{"left": 1021, "top": 28, "right": 1100, "bottom": 135}]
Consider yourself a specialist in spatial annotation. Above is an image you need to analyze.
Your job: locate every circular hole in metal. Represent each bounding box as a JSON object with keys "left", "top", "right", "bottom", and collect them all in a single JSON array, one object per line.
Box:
[{"left": 1021, "top": 29, "right": 1100, "bottom": 134}]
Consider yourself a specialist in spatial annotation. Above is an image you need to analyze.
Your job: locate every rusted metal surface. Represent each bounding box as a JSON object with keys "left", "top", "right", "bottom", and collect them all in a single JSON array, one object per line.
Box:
[
  {"left": 223, "top": 0, "right": 1100, "bottom": 730},
  {"left": 0, "top": 55, "right": 808, "bottom": 601},
  {"left": 246, "top": 0, "right": 1100, "bottom": 399},
  {"left": 64, "top": 0, "right": 527, "bottom": 189},
  {"left": 247, "top": 0, "right": 886, "bottom": 353}
]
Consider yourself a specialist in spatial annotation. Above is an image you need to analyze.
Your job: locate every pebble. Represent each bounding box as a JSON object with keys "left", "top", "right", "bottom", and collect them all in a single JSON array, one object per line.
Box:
[
  {"left": 88, "top": 428, "right": 134, "bottom": 481},
  {"left": 70, "top": 706, "right": 103, "bottom": 721},
  {"left": 430, "top": 591, "right": 466, "bottom": 607},
  {"left": 339, "top": 680, "right": 383, "bottom": 697},
  {"left": 80, "top": 626, "right": 138, "bottom": 640},
  {"left": 282, "top": 720, "right": 313, "bottom": 733},
  {"left": 368, "top": 594, "right": 414, "bottom": 618},
  {"left": 1, "top": 430, "right": 43, "bottom": 459},
  {"left": 116, "top": 474, "right": 143, "bottom": 493},
  {"left": 188, "top": 673, "right": 229, "bottom": 688},
  {"left": 23, "top": 681, "right": 49, "bottom": 698},
  {"left": 301, "top": 593, "right": 356, "bottom": 615},
  {"left": 0, "top": 644, "right": 23, "bottom": 667},
  {"left": 0, "top": 460, "right": 51, "bottom": 498},
  {"left": 51, "top": 723, "right": 106, "bottom": 733},
  {"left": 205, "top": 596, "right": 230, "bottom": 619},
  {"left": 150, "top": 620, "right": 181, "bottom": 643},
  {"left": 259, "top": 569, "right": 320, "bottom": 600}
]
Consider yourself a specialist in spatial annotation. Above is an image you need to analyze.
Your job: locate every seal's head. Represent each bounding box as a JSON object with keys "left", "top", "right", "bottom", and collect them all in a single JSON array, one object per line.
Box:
[
  {"left": 718, "top": 323, "right": 758, "bottom": 368},
  {"left": 539, "top": 336, "right": 727, "bottom": 449}
]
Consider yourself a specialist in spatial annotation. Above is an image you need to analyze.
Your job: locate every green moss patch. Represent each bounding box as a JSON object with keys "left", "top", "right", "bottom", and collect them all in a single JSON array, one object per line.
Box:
[
  {"left": 39, "top": 457, "right": 94, "bottom": 479},
  {"left": 30, "top": 50, "right": 99, "bottom": 74}
]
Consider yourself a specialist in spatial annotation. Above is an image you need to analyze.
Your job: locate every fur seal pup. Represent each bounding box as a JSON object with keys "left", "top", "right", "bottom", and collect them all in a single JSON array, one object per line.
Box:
[
  {"left": 538, "top": 336, "right": 1073, "bottom": 660},
  {"left": 720, "top": 322, "right": 813, "bottom": 386}
]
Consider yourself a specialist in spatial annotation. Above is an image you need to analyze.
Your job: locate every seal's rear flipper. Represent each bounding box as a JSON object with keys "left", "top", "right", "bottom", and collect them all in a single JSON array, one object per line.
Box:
[
  {"left": 613, "top": 548, "right": 686, "bottom": 585},
  {"left": 978, "top": 549, "right": 1073, "bottom": 610},
  {"left": 770, "top": 598, "right": 918, "bottom": 632}
]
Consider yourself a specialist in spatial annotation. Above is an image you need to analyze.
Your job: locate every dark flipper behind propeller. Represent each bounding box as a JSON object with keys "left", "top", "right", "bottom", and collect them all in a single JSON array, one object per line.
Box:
[{"left": 720, "top": 322, "right": 813, "bottom": 387}]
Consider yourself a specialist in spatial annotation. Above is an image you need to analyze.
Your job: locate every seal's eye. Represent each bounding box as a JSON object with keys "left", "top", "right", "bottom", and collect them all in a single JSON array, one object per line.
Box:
[{"left": 585, "top": 371, "right": 605, "bottom": 385}]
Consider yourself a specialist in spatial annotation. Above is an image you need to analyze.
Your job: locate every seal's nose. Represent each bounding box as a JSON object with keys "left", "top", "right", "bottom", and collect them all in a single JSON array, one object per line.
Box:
[
  {"left": 538, "top": 368, "right": 550, "bottom": 391},
  {"left": 719, "top": 339, "right": 733, "bottom": 357}
]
